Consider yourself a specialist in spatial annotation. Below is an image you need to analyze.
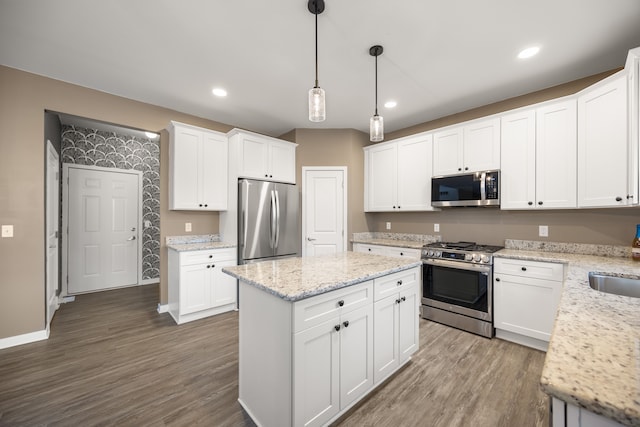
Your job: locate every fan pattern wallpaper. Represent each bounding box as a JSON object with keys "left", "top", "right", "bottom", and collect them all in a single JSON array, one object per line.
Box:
[{"left": 61, "top": 125, "right": 160, "bottom": 281}]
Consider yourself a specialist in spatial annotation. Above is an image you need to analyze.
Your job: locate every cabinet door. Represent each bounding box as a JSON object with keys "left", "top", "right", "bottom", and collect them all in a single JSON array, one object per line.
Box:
[
  {"left": 373, "top": 294, "right": 399, "bottom": 383},
  {"left": 180, "top": 264, "right": 211, "bottom": 315},
  {"left": 463, "top": 118, "right": 501, "bottom": 172},
  {"left": 211, "top": 259, "right": 237, "bottom": 308},
  {"left": 170, "top": 126, "right": 200, "bottom": 210},
  {"left": 397, "top": 135, "right": 434, "bottom": 211},
  {"left": 353, "top": 243, "right": 387, "bottom": 256},
  {"left": 293, "top": 318, "right": 340, "bottom": 427},
  {"left": 433, "top": 127, "right": 463, "bottom": 176},
  {"left": 201, "top": 132, "right": 228, "bottom": 210},
  {"left": 339, "top": 304, "right": 374, "bottom": 408},
  {"left": 398, "top": 285, "right": 419, "bottom": 362},
  {"left": 239, "top": 135, "right": 270, "bottom": 180},
  {"left": 536, "top": 100, "right": 577, "bottom": 208},
  {"left": 578, "top": 75, "right": 630, "bottom": 207},
  {"left": 500, "top": 110, "right": 537, "bottom": 209},
  {"left": 269, "top": 141, "right": 297, "bottom": 184},
  {"left": 365, "top": 143, "right": 397, "bottom": 211},
  {"left": 493, "top": 274, "right": 561, "bottom": 341}
]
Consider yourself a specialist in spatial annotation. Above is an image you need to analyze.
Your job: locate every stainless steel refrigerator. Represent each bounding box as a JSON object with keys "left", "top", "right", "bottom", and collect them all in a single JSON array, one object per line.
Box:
[{"left": 238, "top": 178, "right": 300, "bottom": 264}]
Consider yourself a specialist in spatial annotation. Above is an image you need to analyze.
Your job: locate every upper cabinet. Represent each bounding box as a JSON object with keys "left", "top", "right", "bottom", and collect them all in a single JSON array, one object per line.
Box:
[
  {"left": 501, "top": 99, "right": 577, "bottom": 209},
  {"left": 578, "top": 72, "right": 638, "bottom": 207},
  {"left": 228, "top": 129, "right": 297, "bottom": 184},
  {"left": 433, "top": 117, "right": 500, "bottom": 176},
  {"left": 168, "top": 121, "right": 228, "bottom": 211},
  {"left": 364, "top": 133, "right": 436, "bottom": 212}
]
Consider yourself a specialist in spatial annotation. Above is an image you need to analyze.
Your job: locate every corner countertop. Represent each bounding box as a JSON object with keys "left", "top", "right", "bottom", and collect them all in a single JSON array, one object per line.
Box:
[
  {"left": 166, "top": 234, "right": 236, "bottom": 252},
  {"left": 494, "top": 247, "right": 640, "bottom": 427},
  {"left": 351, "top": 232, "right": 441, "bottom": 250},
  {"left": 222, "top": 252, "right": 421, "bottom": 302}
]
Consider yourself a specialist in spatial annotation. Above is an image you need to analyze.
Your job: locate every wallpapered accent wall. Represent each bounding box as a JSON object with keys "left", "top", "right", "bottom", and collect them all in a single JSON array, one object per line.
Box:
[{"left": 61, "top": 125, "right": 160, "bottom": 281}]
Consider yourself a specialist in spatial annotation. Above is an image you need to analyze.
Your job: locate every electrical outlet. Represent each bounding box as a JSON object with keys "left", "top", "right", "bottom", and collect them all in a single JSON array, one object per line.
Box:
[
  {"left": 386, "top": 222, "right": 391, "bottom": 230},
  {"left": 1, "top": 225, "right": 13, "bottom": 238},
  {"left": 539, "top": 225, "right": 549, "bottom": 237},
  {"left": 185, "top": 222, "right": 192, "bottom": 232},
  {"left": 434, "top": 223, "right": 440, "bottom": 232},
  {"left": 144, "top": 220, "right": 151, "bottom": 228}
]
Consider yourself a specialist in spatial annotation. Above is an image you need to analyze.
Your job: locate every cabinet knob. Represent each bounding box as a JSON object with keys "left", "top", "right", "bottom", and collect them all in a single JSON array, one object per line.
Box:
[
  {"left": 495, "top": 277, "right": 501, "bottom": 282},
  {"left": 334, "top": 324, "right": 341, "bottom": 332},
  {"left": 521, "top": 267, "right": 527, "bottom": 271},
  {"left": 401, "top": 296, "right": 406, "bottom": 302},
  {"left": 368, "top": 248, "right": 371, "bottom": 252},
  {"left": 538, "top": 201, "right": 543, "bottom": 205},
  {"left": 338, "top": 300, "right": 345, "bottom": 307},
  {"left": 212, "top": 264, "right": 215, "bottom": 268},
  {"left": 393, "top": 206, "right": 396, "bottom": 209},
  {"left": 458, "top": 168, "right": 462, "bottom": 171},
  {"left": 199, "top": 204, "right": 203, "bottom": 207},
  {"left": 397, "top": 280, "right": 403, "bottom": 286},
  {"left": 528, "top": 201, "right": 533, "bottom": 206},
  {"left": 400, "top": 252, "right": 404, "bottom": 256},
  {"left": 206, "top": 265, "right": 211, "bottom": 268},
  {"left": 628, "top": 195, "right": 634, "bottom": 199},
  {"left": 343, "top": 321, "right": 349, "bottom": 328},
  {"left": 270, "top": 175, "right": 273, "bottom": 178},
  {"left": 464, "top": 167, "right": 469, "bottom": 171},
  {"left": 265, "top": 174, "right": 268, "bottom": 177},
  {"left": 204, "top": 204, "right": 208, "bottom": 207},
  {"left": 397, "top": 206, "right": 401, "bottom": 209},
  {"left": 396, "top": 298, "right": 401, "bottom": 304},
  {"left": 616, "top": 196, "right": 623, "bottom": 202},
  {"left": 209, "top": 255, "right": 213, "bottom": 258}
]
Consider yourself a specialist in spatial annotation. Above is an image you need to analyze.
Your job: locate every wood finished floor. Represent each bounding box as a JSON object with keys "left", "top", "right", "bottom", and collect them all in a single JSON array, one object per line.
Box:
[{"left": 0, "top": 284, "right": 549, "bottom": 427}]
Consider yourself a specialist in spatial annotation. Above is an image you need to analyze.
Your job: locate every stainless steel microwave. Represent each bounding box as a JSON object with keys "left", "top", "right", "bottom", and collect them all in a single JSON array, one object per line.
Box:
[{"left": 431, "top": 170, "right": 500, "bottom": 207}]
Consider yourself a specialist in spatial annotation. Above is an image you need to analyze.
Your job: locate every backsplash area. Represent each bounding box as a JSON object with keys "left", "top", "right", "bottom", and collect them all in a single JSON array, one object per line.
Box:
[
  {"left": 505, "top": 239, "right": 630, "bottom": 258},
  {"left": 61, "top": 125, "right": 160, "bottom": 281}
]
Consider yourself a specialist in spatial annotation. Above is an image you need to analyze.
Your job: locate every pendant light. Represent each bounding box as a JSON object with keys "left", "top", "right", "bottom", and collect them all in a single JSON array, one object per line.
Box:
[
  {"left": 308, "top": 0, "right": 326, "bottom": 122},
  {"left": 369, "top": 45, "right": 384, "bottom": 142}
]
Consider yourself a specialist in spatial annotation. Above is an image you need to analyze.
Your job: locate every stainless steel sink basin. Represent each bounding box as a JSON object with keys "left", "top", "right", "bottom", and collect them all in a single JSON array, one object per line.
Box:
[{"left": 588, "top": 272, "right": 640, "bottom": 298}]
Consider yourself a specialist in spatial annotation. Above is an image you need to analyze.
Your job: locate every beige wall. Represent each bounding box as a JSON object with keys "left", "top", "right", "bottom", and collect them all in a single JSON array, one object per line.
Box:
[
  {"left": 292, "top": 129, "right": 369, "bottom": 249},
  {"left": 0, "top": 65, "right": 233, "bottom": 339}
]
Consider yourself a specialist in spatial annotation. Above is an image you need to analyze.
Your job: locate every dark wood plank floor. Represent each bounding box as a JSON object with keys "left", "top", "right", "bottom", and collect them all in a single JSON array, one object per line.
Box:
[{"left": 0, "top": 284, "right": 549, "bottom": 426}]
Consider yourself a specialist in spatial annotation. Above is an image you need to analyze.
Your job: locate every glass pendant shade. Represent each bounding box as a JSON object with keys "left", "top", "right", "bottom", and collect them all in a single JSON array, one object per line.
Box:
[
  {"left": 370, "top": 114, "right": 384, "bottom": 142},
  {"left": 309, "top": 87, "right": 326, "bottom": 122}
]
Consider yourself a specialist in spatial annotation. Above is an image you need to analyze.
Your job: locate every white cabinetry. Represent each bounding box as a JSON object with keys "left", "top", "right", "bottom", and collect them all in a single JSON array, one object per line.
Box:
[
  {"left": 578, "top": 72, "right": 638, "bottom": 207},
  {"left": 364, "top": 133, "right": 435, "bottom": 212},
  {"left": 433, "top": 117, "right": 500, "bottom": 176},
  {"left": 552, "top": 398, "right": 626, "bottom": 427},
  {"left": 372, "top": 269, "right": 420, "bottom": 383},
  {"left": 168, "top": 121, "right": 228, "bottom": 211},
  {"left": 493, "top": 258, "right": 564, "bottom": 351},
  {"left": 353, "top": 243, "right": 421, "bottom": 260},
  {"left": 228, "top": 128, "right": 297, "bottom": 184},
  {"left": 167, "top": 247, "right": 237, "bottom": 324},
  {"left": 501, "top": 99, "right": 577, "bottom": 209}
]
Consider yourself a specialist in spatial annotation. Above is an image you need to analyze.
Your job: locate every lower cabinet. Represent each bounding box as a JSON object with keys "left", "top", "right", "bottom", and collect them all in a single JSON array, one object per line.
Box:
[
  {"left": 552, "top": 397, "right": 625, "bottom": 427},
  {"left": 168, "top": 247, "right": 237, "bottom": 324},
  {"left": 237, "top": 266, "right": 421, "bottom": 427},
  {"left": 353, "top": 243, "right": 421, "bottom": 260},
  {"left": 493, "top": 258, "right": 564, "bottom": 351}
]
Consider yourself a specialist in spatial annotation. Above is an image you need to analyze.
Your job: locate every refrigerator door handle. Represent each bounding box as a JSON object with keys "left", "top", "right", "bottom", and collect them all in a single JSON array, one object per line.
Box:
[
  {"left": 274, "top": 190, "right": 281, "bottom": 249},
  {"left": 270, "top": 190, "right": 277, "bottom": 249}
]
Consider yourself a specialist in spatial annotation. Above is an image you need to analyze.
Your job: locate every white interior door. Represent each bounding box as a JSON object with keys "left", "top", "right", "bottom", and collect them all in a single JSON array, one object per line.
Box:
[
  {"left": 46, "top": 141, "right": 60, "bottom": 330},
  {"left": 302, "top": 168, "right": 346, "bottom": 257},
  {"left": 66, "top": 165, "right": 140, "bottom": 294}
]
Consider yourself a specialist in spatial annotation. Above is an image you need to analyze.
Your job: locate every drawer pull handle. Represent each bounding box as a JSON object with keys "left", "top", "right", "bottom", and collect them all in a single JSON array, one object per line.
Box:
[
  {"left": 343, "top": 321, "right": 349, "bottom": 328},
  {"left": 397, "top": 280, "right": 403, "bottom": 286},
  {"left": 337, "top": 300, "right": 345, "bottom": 307},
  {"left": 521, "top": 267, "right": 527, "bottom": 271},
  {"left": 334, "top": 324, "right": 341, "bottom": 332}
]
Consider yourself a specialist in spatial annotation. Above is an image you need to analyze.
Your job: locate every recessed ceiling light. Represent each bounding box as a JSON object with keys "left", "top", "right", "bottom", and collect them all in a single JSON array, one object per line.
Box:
[
  {"left": 144, "top": 131, "right": 158, "bottom": 139},
  {"left": 384, "top": 100, "right": 397, "bottom": 109},
  {"left": 212, "top": 88, "right": 228, "bottom": 97},
  {"left": 518, "top": 46, "right": 540, "bottom": 59}
]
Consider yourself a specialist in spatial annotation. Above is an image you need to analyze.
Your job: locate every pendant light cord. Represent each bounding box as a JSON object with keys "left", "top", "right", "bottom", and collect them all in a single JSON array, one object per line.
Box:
[
  {"left": 374, "top": 54, "right": 378, "bottom": 116},
  {"left": 314, "top": 6, "right": 319, "bottom": 88}
]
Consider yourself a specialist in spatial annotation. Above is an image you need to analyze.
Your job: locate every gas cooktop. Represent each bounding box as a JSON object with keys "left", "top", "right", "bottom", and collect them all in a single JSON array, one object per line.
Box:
[
  {"left": 423, "top": 241, "right": 504, "bottom": 253},
  {"left": 422, "top": 241, "right": 504, "bottom": 264}
]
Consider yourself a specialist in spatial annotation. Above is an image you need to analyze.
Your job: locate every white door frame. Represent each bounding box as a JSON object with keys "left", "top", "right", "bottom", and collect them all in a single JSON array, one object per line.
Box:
[
  {"left": 61, "top": 164, "right": 143, "bottom": 296},
  {"left": 46, "top": 140, "right": 60, "bottom": 332},
  {"left": 301, "top": 166, "right": 348, "bottom": 257}
]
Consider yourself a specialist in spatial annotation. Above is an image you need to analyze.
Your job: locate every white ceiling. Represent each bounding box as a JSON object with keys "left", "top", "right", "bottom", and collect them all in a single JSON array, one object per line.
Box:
[{"left": 2, "top": 0, "right": 640, "bottom": 138}]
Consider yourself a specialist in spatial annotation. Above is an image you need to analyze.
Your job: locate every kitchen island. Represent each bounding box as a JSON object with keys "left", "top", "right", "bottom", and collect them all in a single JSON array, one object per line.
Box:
[{"left": 223, "top": 252, "right": 422, "bottom": 427}]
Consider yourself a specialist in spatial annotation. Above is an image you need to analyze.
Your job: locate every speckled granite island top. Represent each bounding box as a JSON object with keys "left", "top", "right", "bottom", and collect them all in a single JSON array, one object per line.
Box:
[
  {"left": 222, "top": 252, "right": 421, "bottom": 302},
  {"left": 495, "top": 243, "right": 640, "bottom": 426}
]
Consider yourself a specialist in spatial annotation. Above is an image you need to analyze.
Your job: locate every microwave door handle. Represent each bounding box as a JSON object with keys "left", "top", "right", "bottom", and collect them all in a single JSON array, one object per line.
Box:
[{"left": 480, "top": 172, "right": 486, "bottom": 201}]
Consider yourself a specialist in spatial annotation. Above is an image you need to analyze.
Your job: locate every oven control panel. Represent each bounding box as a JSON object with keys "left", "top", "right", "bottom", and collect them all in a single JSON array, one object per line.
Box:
[{"left": 423, "top": 249, "right": 492, "bottom": 264}]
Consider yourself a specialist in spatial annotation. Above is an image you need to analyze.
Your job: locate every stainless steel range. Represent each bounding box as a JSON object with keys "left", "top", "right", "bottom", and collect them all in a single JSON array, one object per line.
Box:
[{"left": 421, "top": 241, "right": 503, "bottom": 338}]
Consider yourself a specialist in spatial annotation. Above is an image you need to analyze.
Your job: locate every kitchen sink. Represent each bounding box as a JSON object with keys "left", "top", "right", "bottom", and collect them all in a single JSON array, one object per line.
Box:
[{"left": 588, "top": 272, "right": 640, "bottom": 298}]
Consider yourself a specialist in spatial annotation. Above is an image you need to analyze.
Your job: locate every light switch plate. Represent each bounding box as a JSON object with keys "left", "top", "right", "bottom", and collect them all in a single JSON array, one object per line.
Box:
[
  {"left": 2, "top": 225, "right": 14, "bottom": 238},
  {"left": 386, "top": 222, "right": 391, "bottom": 230},
  {"left": 539, "top": 225, "right": 549, "bottom": 237},
  {"left": 434, "top": 223, "right": 440, "bottom": 232},
  {"left": 185, "top": 222, "right": 192, "bottom": 232}
]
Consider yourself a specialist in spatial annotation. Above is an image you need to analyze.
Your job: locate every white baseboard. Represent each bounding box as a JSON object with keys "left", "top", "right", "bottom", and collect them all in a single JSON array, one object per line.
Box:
[
  {"left": 0, "top": 329, "right": 49, "bottom": 350},
  {"left": 157, "top": 303, "right": 169, "bottom": 313},
  {"left": 142, "top": 278, "right": 160, "bottom": 286}
]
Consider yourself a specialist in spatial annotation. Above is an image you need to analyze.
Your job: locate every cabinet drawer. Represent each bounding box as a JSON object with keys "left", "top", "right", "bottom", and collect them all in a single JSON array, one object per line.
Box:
[
  {"left": 353, "top": 243, "right": 387, "bottom": 255},
  {"left": 494, "top": 258, "right": 564, "bottom": 281},
  {"left": 179, "top": 247, "right": 236, "bottom": 266},
  {"left": 374, "top": 267, "right": 420, "bottom": 302},
  {"left": 294, "top": 281, "right": 373, "bottom": 333},
  {"left": 384, "top": 247, "right": 420, "bottom": 259}
]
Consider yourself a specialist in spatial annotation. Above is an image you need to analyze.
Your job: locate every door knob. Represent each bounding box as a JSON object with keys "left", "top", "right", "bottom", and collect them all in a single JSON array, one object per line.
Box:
[
  {"left": 307, "top": 237, "right": 317, "bottom": 241},
  {"left": 127, "top": 236, "right": 136, "bottom": 241}
]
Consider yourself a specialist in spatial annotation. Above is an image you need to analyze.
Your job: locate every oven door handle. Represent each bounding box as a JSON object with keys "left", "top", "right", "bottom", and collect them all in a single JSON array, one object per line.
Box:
[{"left": 423, "top": 258, "right": 491, "bottom": 273}]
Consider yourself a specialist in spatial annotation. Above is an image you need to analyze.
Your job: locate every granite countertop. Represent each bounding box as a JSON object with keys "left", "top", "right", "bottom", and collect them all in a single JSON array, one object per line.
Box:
[
  {"left": 494, "top": 246, "right": 640, "bottom": 426},
  {"left": 166, "top": 234, "right": 236, "bottom": 252},
  {"left": 222, "top": 252, "right": 421, "bottom": 302},
  {"left": 351, "top": 232, "right": 441, "bottom": 250}
]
